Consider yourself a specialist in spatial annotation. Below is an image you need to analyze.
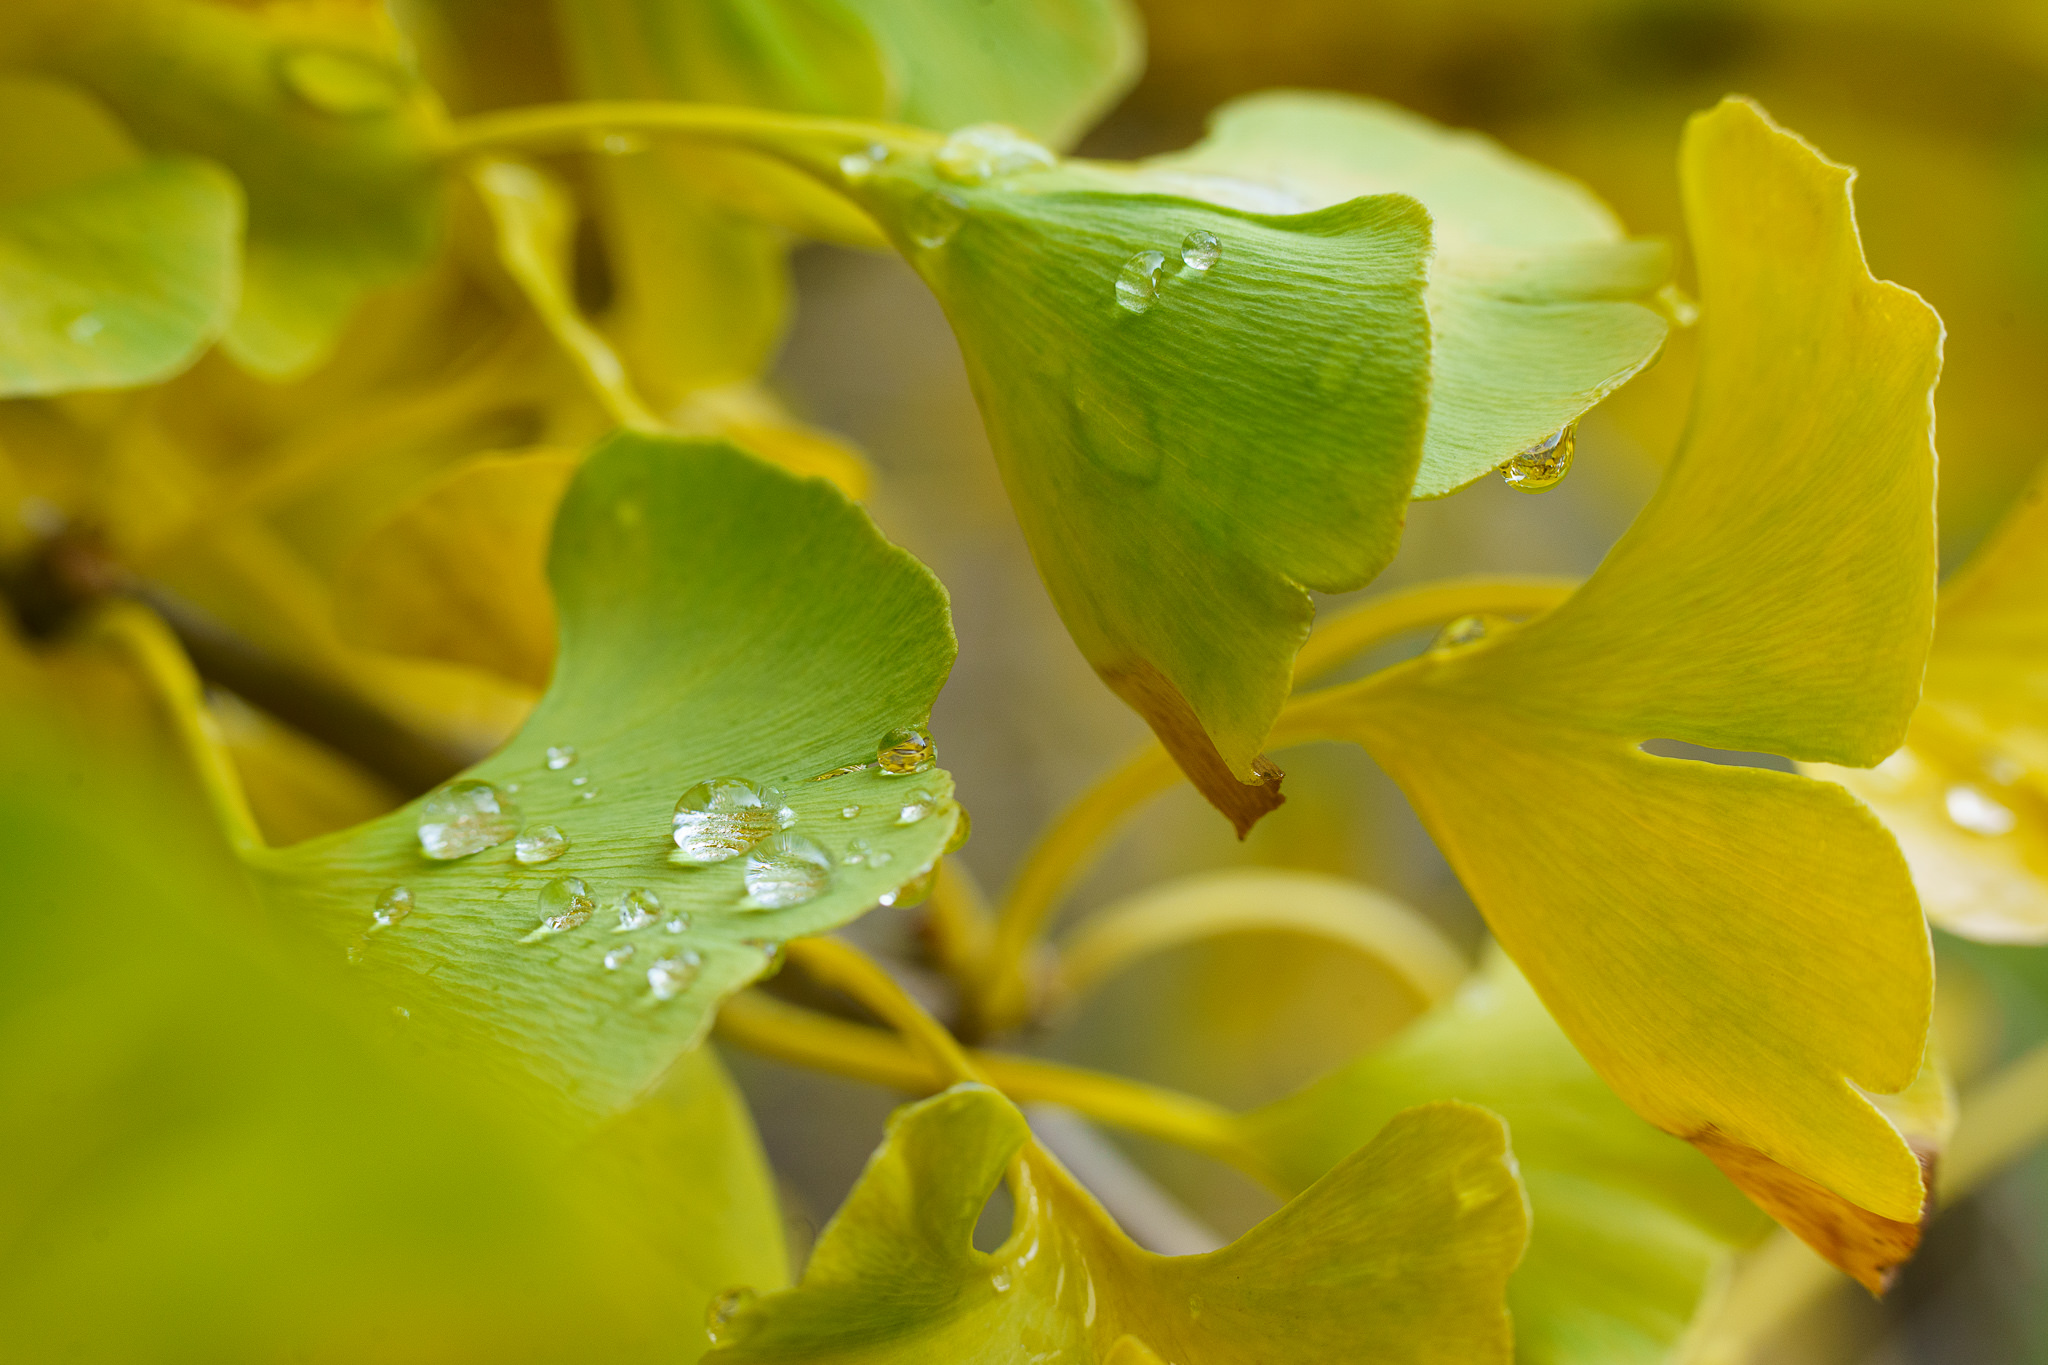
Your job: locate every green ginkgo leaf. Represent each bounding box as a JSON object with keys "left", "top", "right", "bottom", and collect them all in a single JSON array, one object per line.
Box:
[
  {"left": 0, "top": 154, "right": 240, "bottom": 396},
  {"left": 249, "top": 433, "right": 962, "bottom": 1117},
  {"left": 704, "top": 1083, "right": 1527, "bottom": 1364},
  {"left": 1139, "top": 91, "right": 1671, "bottom": 496},
  {"left": 1272, "top": 97, "right": 1942, "bottom": 1289},
  {"left": 1245, "top": 951, "right": 1769, "bottom": 1365},
  {"left": 1808, "top": 466, "right": 2048, "bottom": 942},
  {"left": 6, "top": 0, "right": 447, "bottom": 377}
]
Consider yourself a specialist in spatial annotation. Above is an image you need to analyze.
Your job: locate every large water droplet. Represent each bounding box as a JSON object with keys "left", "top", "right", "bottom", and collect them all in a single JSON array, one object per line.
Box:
[
  {"left": 705, "top": 1286, "right": 758, "bottom": 1343},
  {"left": 417, "top": 780, "right": 520, "bottom": 859},
  {"left": 879, "top": 861, "right": 937, "bottom": 909},
  {"left": 613, "top": 887, "right": 662, "bottom": 931},
  {"left": 1432, "top": 614, "right": 1507, "bottom": 652},
  {"left": 877, "top": 723, "right": 936, "bottom": 776},
  {"left": 944, "top": 805, "right": 973, "bottom": 854},
  {"left": 896, "top": 790, "right": 939, "bottom": 825},
  {"left": 1180, "top": 230, "right": 1221, "bottom": 272},
  {"left": 1501, "top": 424, "right": 1576, "bottom": 492},
  {"left": 907, "top": 190, "right": 969, "bottom": 249},
  {"left": 371, "top": 885, "right": 413, "bottom": 928},
  {"left": 603, "top": 944, "right": 636, "bottom": 971},
  {"left": 522, "top": 877, "right": 596, "bottom": 940},
  {"left": 1115, "top": 250, "right": 1167, "bottom": 313},
  {"left": 546, "top": 744, "right": 578, "bottom": 770},
  {"left": 515, "top": 824, "right": 569, "bottom": 864},
  {"left": 934, "top": 124, "right": 1057, "bottom": 185},
  {"left": 673, "top": 777, "right": 794, "bottom": 863},
  {"left": 649, "top": 950, "right": 702, "bottom": 1001},
  {"left": 1946, "top": 784, "right": 2017, "bottom": 837},
  {"left": 743, "top": 833, "right": 833, "bottom": 909}
]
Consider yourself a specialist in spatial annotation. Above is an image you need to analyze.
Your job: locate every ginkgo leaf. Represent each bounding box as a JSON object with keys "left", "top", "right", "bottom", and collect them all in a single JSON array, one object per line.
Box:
[
  {"left": 1244, "top": 951, "right": 1769, "bottom": 1365},
  {"left": 0, "top": 154, "right": 240, "bottom": 396},
  {"left": 1270, "top": 98, "right": 1942, "bottom": 1288},
  {"left": 249, "top": 433, "right": 962, "bottom": 1117},
  {"left": 0, "top": 666, "right": 787, "bottom": 1363},
  {"left": 703, "top": 1083, "right": 1527, "bottom": 1364},
  {"left": 7, "top": 0, "right": 448, "bottom": 377},
  {"left": 334, "top": 448, "right": 580, "bottom": 691},
  {"left": 1138, "top": 91, "right": 1671, "bottom": 497},
  {"left": 1808, "top": 468, "right": 2048, "bottom": 942}
]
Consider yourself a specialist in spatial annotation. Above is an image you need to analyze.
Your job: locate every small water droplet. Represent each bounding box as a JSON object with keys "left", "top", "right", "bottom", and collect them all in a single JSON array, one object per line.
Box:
[
  {"left": 1116, "top": 250, "right": 1168, "bottom": 313},
  {"left": 521, "top": 877, "right": 596, "bottom": 940},
  {"left": 1180, "top": 229, "right": 1221, "bottom": 272},
  {"left": 603, "top": 944, "right": 637, "bottom": 970},
  {"left": 570, "top": 774, "right": 589, "bottom": 787},
  {"left": 579, "top": 789, "right": 599, "bottom": 801},
  {"left": 648, "top": 950, "right": 702, "bottom": 1000},
  {"left": 515, "top": 824, "right": 569, "bottom": 864},
  {"left": 67, "top": 313, "right": 104, "bottom": 344},
  {"left": 672, "top": 777, "right": 792, "bottom": 863},
  {"left": 840, "top": 804, "right": 861, "bottom": 819},
  {"left": 944, "top": 805, "right": 973, "bottom": 853},
  {"left": 839, "top": 151, "right": 873, "bottom": 180},
  {"left": 747, "top": 939, "right": 782, "bottom": 960},
  {"left": 705, "top": 1286, "right": 757, "bottom": 1342},
  {"left": 990, "top": 1269, "right": 1013, "bottom": 1292},
  {"left": 1501, "top": 424, "right": 1576, "bottom": 492},
  {"left": 504, "top": 781, "right": 522, "bottom": 794},
  {"left": 664, "top": 914, "right": 692, "bottom": 934},
  {"left": 743, "top": 833, "right": 833, "bottom": 909},
  {"left": 546, "top": 744, "right": 578, "bottom": 770},
  {"left": 907, "top": 189, "right": 969, "bottom": 249},
  {"left": 1432, "top": 614, "right": 1503, "bottom": 652},
  {"left": 1946, "top": 784, "right": 2017, "bottom": 837},
  {"left": 613, "top": 887, "right": 663, "bottom": 931},
  {"left": 391, "top": 1005, "right": 410, "bottom": 1021},
  {"left": 896, "top": 791, "right": 939, "bottom": 825},
  {"left": 371, "top": 885, "right": 413, "bottom": 928},
  {"left": 842, "top": 837, "right": 873, "bottom": 866},
  {"left": 934, "top": 123, "right": 1056, "bottom": 185},
  {"left": 877, "top": 723, "right": 936, "bottom": 776},
  {"left": 879, "top": 861, "right": 936, "bottom": 909},
  {"left": 417, "top": 780, "right": 520, "bottom": 859},
  {"left": 345, "top": 942, "right": 364, "bottom": 965}
]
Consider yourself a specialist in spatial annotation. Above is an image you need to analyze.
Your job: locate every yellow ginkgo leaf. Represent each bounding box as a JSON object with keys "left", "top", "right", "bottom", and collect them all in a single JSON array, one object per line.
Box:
[
  {"left": 703, "top": 1083, "right": 1527, "bottom": 1364},
  {"left": 1272, "top": 97, "right": 1942, "bottom": 1288},
  {"left": 1810, "top": 468, "right": 2048, "bottom": 942}
]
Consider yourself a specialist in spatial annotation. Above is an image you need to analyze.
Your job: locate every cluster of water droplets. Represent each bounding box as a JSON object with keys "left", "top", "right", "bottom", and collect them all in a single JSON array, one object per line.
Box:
[
  {"left": 1115, "top": 230, "right": 1222, "bottom": 315},
  {"left": 416, "top": 779, "right": 520, "bottom": 859},
  {"left": 1500, "top": 423, "right": 1577, "bottom": 492},
  {"left": 854, "top": 124, "right": 1057, "bottom": 254}
]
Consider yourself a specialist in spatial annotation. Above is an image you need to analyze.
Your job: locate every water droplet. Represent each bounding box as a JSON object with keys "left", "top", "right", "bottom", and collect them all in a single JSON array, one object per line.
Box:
[
  {"left": 67, "top": 313, "right": 103, "bottom": 344},
  {"left": 546, "top": 744, "right": 578, "bottom": 770},
  {"left": 879, "top": 861, "right": 937, "bottom": 909},
  {"left": 840, "top": 804, "right": 861, "bottom": 819},
  {"left": 663, "top": 914, "right": 692, "bottom": 934},
  {"left": 570, "top": 774, "right": 589, "bottom": 787},
  {"left": 878, "top": 724, "right": 936, "bottom": 776},
  {"left": 391, "top": 1005, "right": 410, "bottom": 1021},
  {"left": 907, "top": 190, "right": 969, "bottom": 249},
  {"left": 504, "top": 781, "right": 521, "bottom": 795},
  {"left": 1501, "top": 424, "right": 1576, "bottom": 492},
  {"left": 521, "top": 877, "right": 596, "bottom": 940},
  {"left": 743, "top": 833, "right": 833, "bottom": 909},
  {"left": 842, "top": 837, "right": 873, "bottom": 866},
  {"left": 672, "top": 777, "right": 793, "bottom": 863},
  {"left": 371, "top": 885, "right": 413, "bottom": 928},
  {"left": 811, "top": 762, "right": 872, "bottom": 782},
  {"left": 944, "top": 805, "right": 973, "bottom": 853},
  {"left": 1180, "top": 229, "right": 1221, "bottom": 272},
  {"left": 648, "top": 950, "right": 702, "bottom": 1000},
  {"left": 579, "top": 789, "right": 599, "bottom": 801},
  {"left": 417, "top": 780, "right": 520, "bottom": 859},
  {"left": 990, "top": 1269, "right": 1013, "bottom": 1292},
  {"left": 705, "top": 1286, "right": 757, "bottom": 1342},
  {"left": 896, "top": 791, "right": 939, "bottom": 825},
  {"left": 746, "top": 939, "right": 782, "bottom": 961},
  {"left": 1432, "top": 614, "right": 1506, "bottom": 652},
  {"left": 1946, "top": 784, "right": 2017, "bottom": 837},
  {"left": 345, "top": 942, "right": 364, "bottom": 965},
  {"left": 278, "top": 47, "right": 405, "bottom": 115},
  {"left": 603, "top": 944, "right": 637, "bottom": 971},
  {"left": 934, "top": 123, "right": 1056, "bottom": 185},
  {"left": 1116, "top": 250, "right": 1168, "bottom": 313},
  {"left": 613, "top": 887, "right": 663, "bottom": 931},
  {"left": 839, "top": 151, "right": 872, "bottom": 181},
  {"left": 515, "top": 824, "right": 569, "bottom": 864}
]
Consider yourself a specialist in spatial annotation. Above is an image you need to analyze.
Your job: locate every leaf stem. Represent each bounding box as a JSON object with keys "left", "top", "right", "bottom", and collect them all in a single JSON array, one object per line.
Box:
[
  {"left": 970, "top": 575, "right": 1578, "bottom": 1033},
  {"left": 716, "top": 989, "right": 1270, "bottom": 1180},
  {"left": 782, "top": 937, "right": 981, "bottom": 1086}
]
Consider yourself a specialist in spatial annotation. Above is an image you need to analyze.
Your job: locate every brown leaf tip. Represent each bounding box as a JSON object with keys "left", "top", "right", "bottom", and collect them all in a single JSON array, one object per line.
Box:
[{"left": 1101, "top": 659, "right": 1285, "bottom": 837}]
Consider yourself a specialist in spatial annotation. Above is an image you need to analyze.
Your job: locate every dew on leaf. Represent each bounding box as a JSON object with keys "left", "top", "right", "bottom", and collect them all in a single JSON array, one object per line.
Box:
[
  {"left": 879, "top": 861, "right": 937, "bottom": 909},
  {"left": 514, "top": 824, "right": 568, "bottom": 864},
  {"left": 1180, "top": 229, "right": 1222, "bottom": 272},
  {"left": 603, "top": 944, "right": 636, "bottom": 971},
  {"left": 907, "top": 190, "right": 969, "bottom": 249},
  {"left": 673, "top": 777, "right": 792, "bottom": 863},
  {"left": 546, "top": 744, "right": 578, "bottom": 770},
  {"left": 838, "top": 143, "right": 888, "bottom": 181},
  {"left": 877, "top": 723, "right": 937, "bottom": 776},
  {"left": 1115, "top": 250, "right": 1168, "bottom": 313},
  {"left": 990, "top": 1269, "right": 1013, "bottom": 1292},
  {"left": 578, "top": 789, "right": 599, "bottom": 801},
  {"left": 705, "top": 1286, "right": 757, "bottom": 1342},
  {"left": 896, "top": 791, "right": 939, "bottom": 825},
  {"left": 944, "top": 806, "right": 973, "bottom": 853},
  {"left": 520, "top": 877, "right": 595, "bottom": 940},
  {"left": 613, "top": 887, "right": 662, "bottom": 931},
  {"left": 648, "top": 950, "right": 702, "bottom": 1001},
  {"left": 843, "top": 837, "right": 873, "bottom": 866},
  {"left": 345, "top": 942, "right": 364, "bottom": 965},
  {"left": 1431, "top": 614, "right": 1497, "bottom": 652},
  {"left": 663, "top": 914, "right": 692, "bottom": 934},
  {"left": 371, "top": 885, "right": 413, "bottom": 928},
  {"left": 416, "top": 780, "right": 519, "bottom": 859},
  {"left": 1501, "top": 424, "right": 1576, "bottom": 492},
  {"left": 1946, "top": 784, "right": 2017, "bottom": 837},
  {"left": 743, "top": 833, "right": 833, "bottom": 909},
  {"left": 570, "top": 774, "right": 589, "bottom": 786},
  {"left": 840, "top": 804, "right": 861, "bottom": 819},
  {"left": 934, "top": 123, "right": 1056, "bottom": 185}
]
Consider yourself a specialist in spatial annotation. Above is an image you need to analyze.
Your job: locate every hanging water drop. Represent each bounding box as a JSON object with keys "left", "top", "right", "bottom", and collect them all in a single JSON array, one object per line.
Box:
[
  {"left": 907, "top": 190, "right": 968, "bottom": 249},
  {"left": 649, "top": 950, "right": 702, "bottom": 1001},
  {"left": 944, "top": 805, "right": 973, "bottom": 853},
  {"left": 705, "top": 1286, "right": 757, "bottom": 1342},
  {"left": 1501, "top": 424, "right": 1576, "bottom": 492},
  {"left": 743, "top": 833, "right": 834, "bottom": 909},
  {"left": 521, "top": 877, "right": 596, "bottom": 940},
  {"left": 877, "top": 723, "right": 936, "bottom": 776},
  {"left": 546, "top": 744, "right": 578, "bottom": 770},
  {"left": 879, "top": 861, "right": 937, "bottom": 909},
  {"left": 603, "top": 944, "right": 636, "bottom": 971},
  {"left": 672, "top": 777, "right": 793, "bottom": 863},
  {"left": 933, "top": 124, "right": 1056, "bottom": 185},
  {"left": 613, "top": 887, "right": 663, "bottom": 931},
  {"left": 1180, "top": 229, "right": 1221, "bottom": 272},
  {"left": 1115, "top": 250, "right": 1167, "bottom": 314},
  {"left": 1946, "top": 784, "right": 2017, "bottom": 837},
  {"left": 371, "top": 885, "right": 413, "bottom": 928},
  {"left": 416, "top": 780, "right": 520, "bottom": 859},
  {"left": 515, "top": 824, "right": 569, "bottom": 864}
]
